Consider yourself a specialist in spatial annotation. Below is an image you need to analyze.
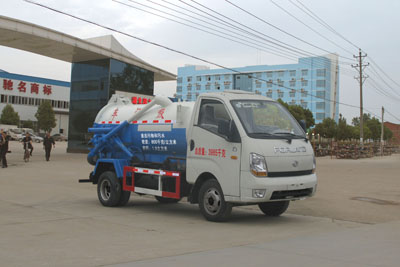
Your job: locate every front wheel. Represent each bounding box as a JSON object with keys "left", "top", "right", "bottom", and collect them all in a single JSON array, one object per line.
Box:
[
  {"left": 198, "top": 179, "right": 232, "bottom": 222},
  {"left": 258, "top": 201, "right": 289, "bottom": 216},
  {"left": 97, "top": 171, "right": 122, "bottom": 207}
]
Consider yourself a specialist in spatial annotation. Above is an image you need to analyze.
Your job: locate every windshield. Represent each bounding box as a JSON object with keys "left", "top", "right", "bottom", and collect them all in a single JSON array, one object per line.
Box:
[
  {"left": 231, "top": 100, "right": 305, "bottom": 138},
  {"left": 10, "top": 129, "right": 22, "bottom": 134}
]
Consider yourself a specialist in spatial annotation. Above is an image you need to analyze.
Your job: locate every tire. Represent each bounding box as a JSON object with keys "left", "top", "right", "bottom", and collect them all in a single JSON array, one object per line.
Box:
[
  {"left": 258, "top": 201, "right": 289, "bottom": 216},
  {"left": 117, "top": 190, "right": 131, "bottom": 206},
  {"left": 155, "top": 196, "right": 181, "bottom": 204},
  {"left": 198, "top": 179, "right": 232, "bottom": 222},
  {"left": 24, "top": 150, "right": 29, "bottom": 162},
  {"left": 97, "top": 171, "right": 122, "bottom": 207}
]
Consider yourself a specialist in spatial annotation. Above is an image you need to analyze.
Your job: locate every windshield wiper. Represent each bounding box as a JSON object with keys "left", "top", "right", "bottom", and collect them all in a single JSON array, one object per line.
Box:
[{"left": 248, "top": 132, "right": 274, "bottom": 138}]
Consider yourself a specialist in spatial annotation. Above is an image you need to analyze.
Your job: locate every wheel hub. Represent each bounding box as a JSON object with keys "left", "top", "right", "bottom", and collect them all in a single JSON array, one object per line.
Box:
[
  {"left": 204, "top": 188, "right": 221, "bottom": 215},
  {"left": 100, "top": 180, "right": 111, "bottom": 201}
]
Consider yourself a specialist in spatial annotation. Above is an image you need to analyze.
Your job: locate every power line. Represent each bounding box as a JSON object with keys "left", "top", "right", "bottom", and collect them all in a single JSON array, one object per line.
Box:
[
  {"left": 126, "top": 0, "right": 313, "bottom": 61},
  {"left": 367, "top": 66, "right": 400, "bottom": 98},
  {"left": 289, "top": 0, "right": 359, "bottom": 50},
  {"left": 183, "top": 0, "right": 355, "bottom": 66},
  {"left": 119, "top": 0, "right": 357, "bottom": 77},
  {"left": 114, "top": 0, "right": 299, "bottom": 61},
  {"left": 24, "top": 0, "right": 361, "bottom": 112},
  {"left": 385, "top": 109, "right": 400, "bottom": 122},
  {"left": 224, "top": 0, "right": 355, "bottom": 62},
  {"left": 269, "top": 0, "right": 354, "bottom": 56},
  {"left": 368, "top": 56, "right": 400, "bottom": 90}
]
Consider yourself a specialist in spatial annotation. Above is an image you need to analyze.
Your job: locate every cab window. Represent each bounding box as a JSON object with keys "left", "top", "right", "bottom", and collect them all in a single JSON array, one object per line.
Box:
[{"left": 198, "top": 99, "right": 231, "bottom": 135}]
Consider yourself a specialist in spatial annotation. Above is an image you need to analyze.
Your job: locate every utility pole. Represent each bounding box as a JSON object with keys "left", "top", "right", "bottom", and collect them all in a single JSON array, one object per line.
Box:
[
  {"left": 352, "top": 49, "right": 369, "bottom": 146},
  {"left": 381, "top": 106, "right": 384, "bottom": 156}
]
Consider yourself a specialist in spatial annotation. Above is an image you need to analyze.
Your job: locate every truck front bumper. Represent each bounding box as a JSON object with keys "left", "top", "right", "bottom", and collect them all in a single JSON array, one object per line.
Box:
[{"left": 237, "top": 171, "right": 317, "bottom": 203}]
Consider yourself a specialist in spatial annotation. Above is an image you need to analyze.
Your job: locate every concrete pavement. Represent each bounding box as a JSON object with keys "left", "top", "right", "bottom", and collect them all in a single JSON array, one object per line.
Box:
[{"left": 0, "top": 141, "right": 399, "bottom": 266}]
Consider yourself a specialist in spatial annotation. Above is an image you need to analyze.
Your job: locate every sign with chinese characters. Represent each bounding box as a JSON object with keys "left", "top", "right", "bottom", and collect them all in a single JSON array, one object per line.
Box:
[
  {"left": 2, "top": 79, "right": 52, "bottom": 96},
  {"left": 140, "top": 132, "right": 177, "bottom": 152},
  {"left": 195, "top": 147, "right": 226, "bottom": 158}
]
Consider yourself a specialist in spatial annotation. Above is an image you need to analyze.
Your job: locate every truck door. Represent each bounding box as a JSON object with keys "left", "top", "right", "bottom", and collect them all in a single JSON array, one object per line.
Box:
[{"left": 187, "top": 98, "right": 241, "bottom": 197}]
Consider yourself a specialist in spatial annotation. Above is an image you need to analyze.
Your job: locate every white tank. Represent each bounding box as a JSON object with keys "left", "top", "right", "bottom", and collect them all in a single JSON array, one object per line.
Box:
[{"left": 94, "top": 94, "right": 195, "bottom": 129}]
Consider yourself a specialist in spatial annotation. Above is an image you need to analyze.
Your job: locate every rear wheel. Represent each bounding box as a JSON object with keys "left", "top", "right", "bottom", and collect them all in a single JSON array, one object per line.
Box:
[
  {"left": 97, "top": 171, "right": 122, "bottom": 207},
  {"left": 258, "top": 201, "right": 289, "bottom": 216},
  {"left": 155, "top": 196, "right": 180, "bottom": 204},
  {"left": 198, "top": 179, "right": 232, "bottom": 222}
]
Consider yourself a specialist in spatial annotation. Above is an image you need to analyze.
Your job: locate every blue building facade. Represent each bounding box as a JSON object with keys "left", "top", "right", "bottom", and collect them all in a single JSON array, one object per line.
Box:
[{"left": 177, "top": 54, "right": 339, "bottom": 124}]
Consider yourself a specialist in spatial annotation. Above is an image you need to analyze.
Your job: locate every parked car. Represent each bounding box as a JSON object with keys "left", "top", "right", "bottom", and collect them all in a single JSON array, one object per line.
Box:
[
  {"left": 19, "top": 133, "right": 43, "bottom": 143},
  {"left": 52, "top": 134, "right": 68, "bottom": 141}
]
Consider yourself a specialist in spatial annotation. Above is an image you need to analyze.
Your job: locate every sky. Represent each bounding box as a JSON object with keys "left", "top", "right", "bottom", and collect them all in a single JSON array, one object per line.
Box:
[{"left": 1, "top": 0, "right": 400, "bottom": 124}]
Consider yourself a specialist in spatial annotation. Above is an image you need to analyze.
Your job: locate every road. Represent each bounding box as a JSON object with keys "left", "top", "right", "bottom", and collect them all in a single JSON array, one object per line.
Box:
[{"left": 0, "top": 141, "right": 399, "bottom": 266}]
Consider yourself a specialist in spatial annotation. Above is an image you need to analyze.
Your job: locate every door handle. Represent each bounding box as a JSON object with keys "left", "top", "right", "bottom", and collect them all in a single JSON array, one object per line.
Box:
[{"left": 190, "top": 140, "right": 195, "bottom": 151}]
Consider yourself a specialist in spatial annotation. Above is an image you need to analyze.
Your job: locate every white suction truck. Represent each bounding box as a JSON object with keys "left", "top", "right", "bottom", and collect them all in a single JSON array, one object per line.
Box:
[{"left": 81, "top": 90, "right": 317, "bottom": 221}]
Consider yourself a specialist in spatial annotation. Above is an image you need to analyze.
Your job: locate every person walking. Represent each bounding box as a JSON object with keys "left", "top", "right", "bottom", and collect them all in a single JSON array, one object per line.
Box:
[
  {"left": 43, "top": 132, "right": 55, "bottom": 161},
  {"left": 0, "top": 130, "right": 10, "bottom": 168}
]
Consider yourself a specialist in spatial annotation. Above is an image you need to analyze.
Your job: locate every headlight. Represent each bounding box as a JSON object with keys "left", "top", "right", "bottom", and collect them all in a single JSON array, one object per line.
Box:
[
  {"left": 250, "top": 153, "right": 267, "bottom": 177},
  {"left": 312, "top": 154, "right": 316, "bottom": 174}
]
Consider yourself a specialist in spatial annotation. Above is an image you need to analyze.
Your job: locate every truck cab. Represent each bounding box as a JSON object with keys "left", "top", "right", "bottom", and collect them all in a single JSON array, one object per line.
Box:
[{"left": 186, "top": 91, "right": 316, "bottom": 220}]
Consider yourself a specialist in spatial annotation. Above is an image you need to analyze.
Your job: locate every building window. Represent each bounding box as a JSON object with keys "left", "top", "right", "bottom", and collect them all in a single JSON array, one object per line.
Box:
[
  {"left": 256, "top": 73, "right": 262, "bottom": 78},
  {"left": 187, "top": 76, "right": 192, "bottom": 82},
  {"left": 215, "top": 75, "right": 220, "bottom": 80},
  {"left": 289, "top": 70, "right": 296, "bottom": 77},
  {"left": 206, "top": 75, "right": 211, "bottom": 81},
  {"left": 278, "top": 71, "right": 284, "bottom": 77},
  {"left": 278, "top": 91, "right": 284, "bottom": 98},
  {"left": 176, "top": 94, "right": 182, "bottom": 99},
  {"left": 177, "top": 77, "right": 182, "bottom": 83},
  {"left": 289, "top": 90, "right": 296, "bottom": 98},
  {"left": 224, "top": 84, "right": 230, "bottom": 89},
  {"left": 255, "top": 90, "right": 261, "bottom": 95},
  {"left": 1, "top": 95, "right": 7, "bottom": 103},
  {"left": 278, "top": 80, "right": 284, "bottom": 87},
  {"left": 187, "top": 93, "right": 192, "bottom": 100},
  {"left": 317, "top": 69, "right": 326, "bottom": 77},
  {"left": 301, "top": 80, "right": 308, "bottom": 87},
  {"left": 215, "top": 83, "right": 221, "bottom": 90},
  {"left": 196, "top": 76, "right": 202, "bottom": 82},
  {"left": 316, "top": 80, "right": 326, "bottom": 88},
  {"left": 187, "top": 84, "right": 192, "bottom": 91},
  {"left": 289, "top": 80, "right": 296, "bottom": 87},
  {"left": 316, "top": 102, "right": 325, "bottom": 110},
  {"left": 316, "top": 113, "right": 325, "bottom": 120},
  {"left": 267, "top": 80, "right": 272, "bottom": 88},
  {"left": 301, "top": 102, "right": 308, "bottom": 109},
  {"left": 196, "top": 92, "right": 199, "bottom": 98},
  {"left": 206, "top": 84, "right": 211, "bottom": 90},
  {"left": 255, "top": 81, "right": 261, "bottom": 88},
  {"left": 266, "top": 90, "right": 273, "bottom": 98},
  {"left": 301, "top": 89, "right": 308, "bottom": 97},
  {"left": 266, "top": 71, "right": 273, "bottom": 78},
  {"left": 177, "top": 86, "right": 182, "bottom": 92},
  {"left": 316, "top": 91, "right": 325, "bottom": 99},
  {"left": 224, "top": 74, "right": 230, "bottom": 80},
  {"left": 301, "top": 69, "right": 308, "bottom": 76}
]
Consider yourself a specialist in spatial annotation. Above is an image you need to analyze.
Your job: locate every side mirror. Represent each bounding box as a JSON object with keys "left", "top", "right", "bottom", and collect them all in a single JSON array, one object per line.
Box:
[{"left": 299, "top": 120, "right": 307, "bottom": 132}]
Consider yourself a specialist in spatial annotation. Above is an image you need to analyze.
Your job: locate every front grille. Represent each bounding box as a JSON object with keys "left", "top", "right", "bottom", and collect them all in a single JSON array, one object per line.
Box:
[
  {"left": 268, "top": 170, "right": 312, "bottom": 177},
  {"left": 270, "top": 188, "right": 313, "bottom": 200}
]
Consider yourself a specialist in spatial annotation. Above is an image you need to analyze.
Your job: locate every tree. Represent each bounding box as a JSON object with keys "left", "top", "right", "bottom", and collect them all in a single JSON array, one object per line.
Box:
[
  {"left": 21, "top": 119, "right": 35, "bottom": 130},
  {"left": 384, "top": 126, "right": 393, "bottom": 141},
  {"left": 0, "top": 104, "right": 20, "bottom": 125},
  {"left": 314, "top": 118, "right": 337, "bottom": 139},
  {"left": 35, "top": 100, "right": 56, "bottom": 132},
  {"left": 277, "top": 99, "right": 315, "bottom": 129},
  {"left": 336, "top": 114, "right": 352, "bottom": 140}
]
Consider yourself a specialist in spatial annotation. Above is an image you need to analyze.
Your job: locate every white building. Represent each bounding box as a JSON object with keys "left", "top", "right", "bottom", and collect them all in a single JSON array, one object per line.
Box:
[{"left": 0, "top": 70, "right": 70, "bottom": 135}]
